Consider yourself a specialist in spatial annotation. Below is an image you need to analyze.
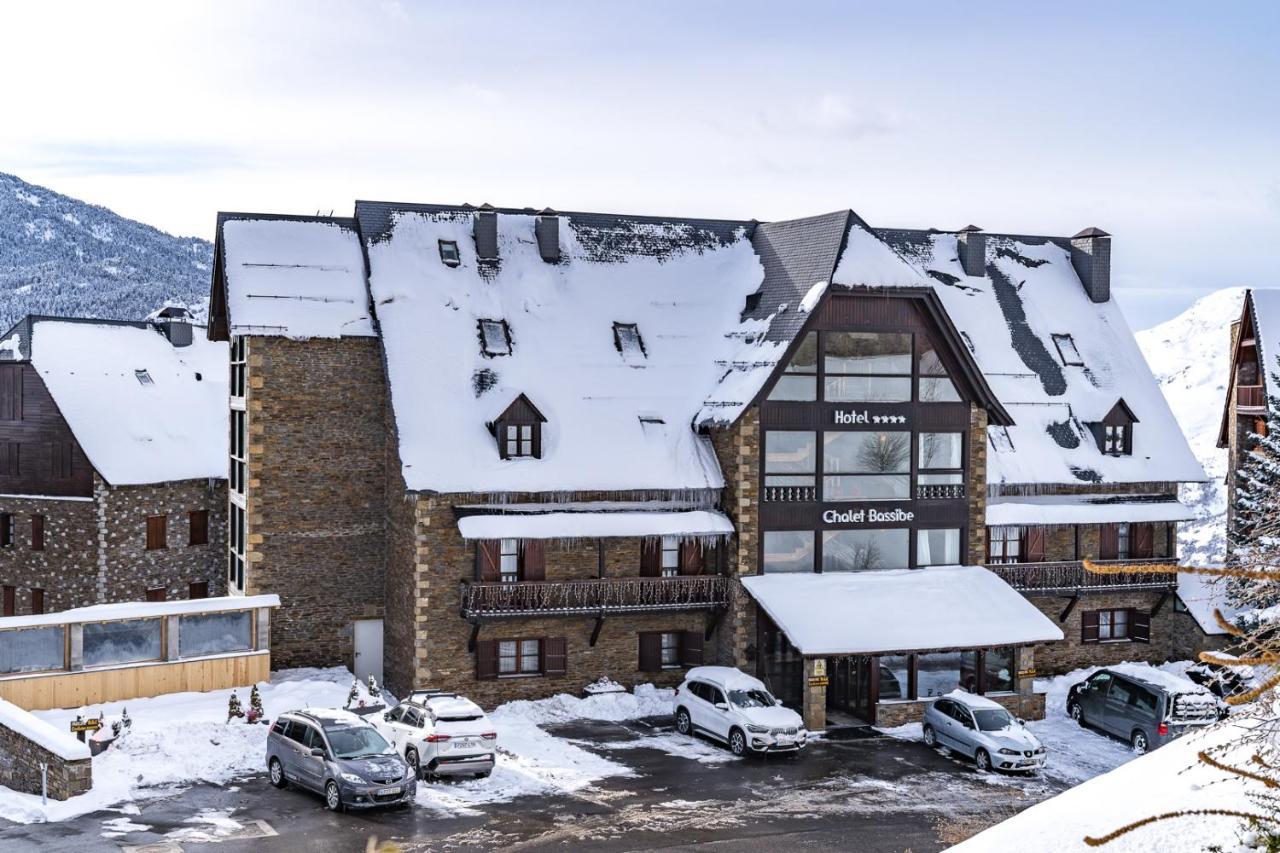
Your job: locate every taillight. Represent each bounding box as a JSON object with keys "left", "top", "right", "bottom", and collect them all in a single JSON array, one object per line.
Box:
[
  {"left": 426, "top": 734, "right": 452, "bottom": 743},
  {"left": 1157, "top": 722, "right": 1169, "bottom": 736},
  {"left": 481, "top": 732, "right": 497, "bottom": 740}
]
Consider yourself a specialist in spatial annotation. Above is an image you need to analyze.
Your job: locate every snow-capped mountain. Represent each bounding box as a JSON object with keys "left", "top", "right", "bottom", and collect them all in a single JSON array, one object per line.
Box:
[
  {"left": 0, "top": 173, "right": 212, "bottom": 332},
  {"left": 1135, "top": 287, "right": 1245, "bottom": 565}
]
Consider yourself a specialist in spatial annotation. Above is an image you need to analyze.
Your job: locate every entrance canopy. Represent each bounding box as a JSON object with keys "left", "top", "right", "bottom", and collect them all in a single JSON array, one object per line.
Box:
[
  {"left": 456, "top": 502, "right": 733, "bottom": 540},
  {"left": 742, "top": 566, "right": 1063, "bottom": 656},
  {"left": 985, "top": 494, "right": 1195, "bottom": 527}
]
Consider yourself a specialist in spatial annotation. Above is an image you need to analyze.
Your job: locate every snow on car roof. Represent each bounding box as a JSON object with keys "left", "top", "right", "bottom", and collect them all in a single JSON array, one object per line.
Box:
[
  {"left": 941, "top": 690, "right": 1008, "bottom": 711},
  {"left": 422, "top": 695, "right": 485, "bottom": 717},
  {"left": 685, "top": 666, "right": 768, "bottom": 691},
  {"left": 1105, "top": 664, "right": 1209, "bottom": 695},
  {"left": 296, "top": 707, "right": 370, "bottom": 726}
]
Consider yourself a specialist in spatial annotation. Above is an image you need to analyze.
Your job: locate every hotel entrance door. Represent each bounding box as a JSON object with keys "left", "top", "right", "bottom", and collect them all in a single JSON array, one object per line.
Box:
[{"left": 827, "top": 656, "right": 874, "bottom": 725}]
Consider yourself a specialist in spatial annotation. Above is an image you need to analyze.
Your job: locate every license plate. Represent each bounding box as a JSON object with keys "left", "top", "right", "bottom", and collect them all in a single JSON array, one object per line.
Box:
[
  {"left": 452, "top": 739, "right": 480, "bottom": 750},
  {"left": 775, "top": 736, "right": 794, "bottom": 745},
  {"left": 377, "top": 786, "right": 401, "bottom": 796},
  {"left": 1016, "top": 760, "right": 1037, "bottom": 767}
]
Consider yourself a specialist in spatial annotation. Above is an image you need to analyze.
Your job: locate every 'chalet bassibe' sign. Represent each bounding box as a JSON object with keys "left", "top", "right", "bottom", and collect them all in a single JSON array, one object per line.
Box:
[
  {"left": 822, "top": 508, "right": 915, "bottom": 524},
  {"left": 832, "top": 410, "right": 907, "bottom": 425}
]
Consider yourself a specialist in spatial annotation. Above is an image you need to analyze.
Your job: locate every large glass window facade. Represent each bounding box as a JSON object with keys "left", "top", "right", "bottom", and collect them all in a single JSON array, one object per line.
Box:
[
  {"left": 823, "top": 431, "right": 910, "bottom": 501},
  {"left": 824, "top": 332, "right": 913, "bottom": 402},
  {"left": 0, "top": 626, "right": 64, "bottom": 673},
  {"left": 917, "top": 528, "right": 961, "bottom": 566},
  {"left": 822, "top": 529, "right": 910, "bottom": 572},
  {"left": 83, "top": 619, "right": 162, "bottom": 668},
  {"left": 918, "top": 341, "right": 962, "bottom": 402},
  {"left": 764, "top": 431, "right": 816, "bottom": 500},
  {"left": 916, "top": 651, "right": 964, "bottom": 698},
  {"left": 763, "top": 531, "right": 816, "bottom": 573},
  {"left": 767, "top": 333, "right": 817, "bottom": 401},
  {"left": 984, "top": 647, "right": 1015, "bottom": 692},
  {"left": 878, "top": 654, "right": 911, "bottom": 700},
  {"left": 179, "top": 611, "right": 252, "bottom": 657}
]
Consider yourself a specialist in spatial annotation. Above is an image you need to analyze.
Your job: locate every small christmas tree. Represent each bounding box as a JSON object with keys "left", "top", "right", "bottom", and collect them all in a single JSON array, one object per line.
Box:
[
  {"left": 367, "top": 673, "right": 379, "bottom": 698},
  {"left": 247, "top": 685, "right": 264, "bottom": 722},
  {"left": 120, "top": 707, "right": 131, "bottom": 730},
  {"left": 227, "top": 690, "right": 245, "bottom": 723},
  {"left": 346, "top": 678, "right": 360, "bottom": 708}
]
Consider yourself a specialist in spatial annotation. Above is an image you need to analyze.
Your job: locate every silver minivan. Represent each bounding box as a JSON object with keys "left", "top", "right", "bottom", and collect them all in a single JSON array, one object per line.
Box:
[{"left": 1066, "top": 666, "right": 1224, "bottom": 753}]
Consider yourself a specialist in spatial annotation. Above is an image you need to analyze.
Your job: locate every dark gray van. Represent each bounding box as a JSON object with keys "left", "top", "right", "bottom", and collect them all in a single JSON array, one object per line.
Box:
[{"left": 1066, "top": 665, "right": 1225, "bottom": 754}]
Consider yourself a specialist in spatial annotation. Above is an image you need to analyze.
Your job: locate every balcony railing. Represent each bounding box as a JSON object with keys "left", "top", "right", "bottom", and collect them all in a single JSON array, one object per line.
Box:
[
  {"left": 1238, "top": 384, "right": 1265, "bottom": 409},
  {"left": 460, "top": 575, "right": 732, "bottom": 618},
  {"left": 916, "top": 483, "right": 965, "bottom": 500},
  {"left": 763, "top": 485, "right": 816, "bottom": 502},
  {"left": 985, "top": 559, "right": 1175, "bottom": 593}
]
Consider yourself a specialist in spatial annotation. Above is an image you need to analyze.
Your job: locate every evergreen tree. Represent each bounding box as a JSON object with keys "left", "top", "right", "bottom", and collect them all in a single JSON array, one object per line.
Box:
[
  {"left": 227, "top": 690, "right": 244, "bottom": 723},
  {"left": 249, "top": 685, "right": 264, "bottom": 721},
  {"left": 346, "top": 678, "right": 360, "bottom": 708},
  {"left": 1227, "top": 356, "right": 1280, "bottom": 610}
]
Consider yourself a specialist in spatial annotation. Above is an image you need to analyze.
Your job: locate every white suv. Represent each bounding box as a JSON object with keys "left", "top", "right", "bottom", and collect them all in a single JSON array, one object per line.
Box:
[
  {"left": 673, "top": 666, "right": 807, "bottom": 756},
  {"left": 373, "top": 690, "right": 497, "bottom": 779}
]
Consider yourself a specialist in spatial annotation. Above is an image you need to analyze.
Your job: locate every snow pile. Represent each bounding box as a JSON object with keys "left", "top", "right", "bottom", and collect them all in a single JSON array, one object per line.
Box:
[
  {"left": 29, "top": 320, "right": 228, "bottom": 485},
  {"left": 490, "top": 683, "right": 674, "bottom": 726},
  {"left": 0, "top": 697, "right": 89, "bottom": 761},
  {"left": 0, "top": 593, "right": 279, "bottom": 630}
]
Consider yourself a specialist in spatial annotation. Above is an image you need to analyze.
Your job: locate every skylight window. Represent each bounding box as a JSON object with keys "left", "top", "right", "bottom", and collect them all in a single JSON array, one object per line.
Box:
[
  {"left": 438, "top": 240, "right": 461, "bottom": 267},
  {"left": 135, "top": 369, "right": 154, "bottom": 386},
  {"left": 613, "top": 322, "right": 646, "bottom": 359},
  {"left": 1052, "top": 333, "right": 1084, "bottom": 366},
  {"left": 479, "top": 319, "right": 512, "bottom": 357}
]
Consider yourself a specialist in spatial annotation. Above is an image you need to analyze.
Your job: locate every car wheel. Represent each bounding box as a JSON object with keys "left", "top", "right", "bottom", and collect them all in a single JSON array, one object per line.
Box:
[
  {"left": 675, "top": 708, "right": 692, "bottom": 736},
  {"left": 922, "top": 725, "right": 937, "bottom": 748},
  {"left": 974, "top": 749, "right": 991, "bottom": 773},
  {"left": 268, "top": 757, "right": 287, "bottom": 789},
  {"left": 324, "top": 781, "right": 342, "bottom": 812},
  {"left": 475, "top": 771, "right": 491, "bottom": 779},
  {"left": 406, "top": 747, "right": 421, "bottom": 780},
  {"left": 1131, "top": 730, "right": 1149, "bottom": 755},
  {"left": 1069, "top": 703, "right": 1085, "bottom": 726},
  {"left": 728, "top": 728, "right": 748, "bottom": 757}
]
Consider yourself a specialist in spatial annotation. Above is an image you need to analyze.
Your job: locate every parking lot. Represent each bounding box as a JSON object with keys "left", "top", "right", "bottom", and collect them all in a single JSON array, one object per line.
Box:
[{"left": 0, "top": 716, "right": 1073, "bottom": 853}]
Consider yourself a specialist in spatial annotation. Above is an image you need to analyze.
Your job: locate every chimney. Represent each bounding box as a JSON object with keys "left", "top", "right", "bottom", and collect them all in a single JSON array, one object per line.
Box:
[
  {"left": 535, "top": 208, "right": 560, "bottom": 263},
  {"left": 151, "top": 305, "right": 194, "bottom": 347},
  {"left": 164, "top": 320, "right": 193, "bottom": 347},
  {"left": 956, "top": 225, "right": 986, "bottom": 277},
  {"left": 1070, "top": 227, "right": 1111, "bottom": 303},
  {"left": 474, "top": 204, "right": 498, "bottom": 260}
]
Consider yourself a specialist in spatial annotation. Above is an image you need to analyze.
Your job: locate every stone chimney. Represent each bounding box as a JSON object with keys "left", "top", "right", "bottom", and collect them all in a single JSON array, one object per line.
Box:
[
  {"left": 956, "top": 225, "right": 985, "bottom": 277},
  {"left": 1070, "top": 227, "right": 1111, "bottom": 303},
  {"left": 535, "top": 208, "right": 560, "bottom": 263},
  {"left": 474, "top": 204, "right": 498, "bottom": 261}
]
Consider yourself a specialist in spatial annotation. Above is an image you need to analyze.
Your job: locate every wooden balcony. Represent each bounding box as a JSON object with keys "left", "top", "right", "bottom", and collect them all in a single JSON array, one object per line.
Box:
[
  {"left": 1238, "top": 384, "right": 1265, "bottom": 410},
  {"left": 460, "top": 575, "right": 732, "bottom": 619},
  {"left": 985, "top": 559, "right": 1175, "bottom": 593}
]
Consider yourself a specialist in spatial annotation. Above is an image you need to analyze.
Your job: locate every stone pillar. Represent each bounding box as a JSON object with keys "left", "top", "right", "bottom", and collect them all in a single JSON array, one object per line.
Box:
[{"left": 803, "top": 657, "right": 827, "bottom": 731}]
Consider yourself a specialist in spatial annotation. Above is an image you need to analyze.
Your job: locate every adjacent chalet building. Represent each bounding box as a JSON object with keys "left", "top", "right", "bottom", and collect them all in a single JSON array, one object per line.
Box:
[
  {"left": 209, "top": 203, "right": 1209, "bottom": 729},
  {"left": 0, "top": 310, "right": 228, "bottom": 614}
]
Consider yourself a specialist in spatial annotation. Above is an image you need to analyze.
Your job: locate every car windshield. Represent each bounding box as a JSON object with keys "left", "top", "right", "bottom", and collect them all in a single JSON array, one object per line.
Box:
[
  {"left": 324, "top": 725, "right": 392, "bottom": 759},
  {"left": 973, "top": 709, "right": 1014, "bottom": 732},
  {"left": 729, "top": 689, "right": 776, "bottom": 708}
]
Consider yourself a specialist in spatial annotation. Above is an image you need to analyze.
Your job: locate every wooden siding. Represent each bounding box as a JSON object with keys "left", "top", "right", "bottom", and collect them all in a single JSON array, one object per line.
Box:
[
  {"left": 0, "top": 652, "right": 270, "bottom": 711},
  {"left": 0, "top": 364, "right": 93, "bottom": 497}
]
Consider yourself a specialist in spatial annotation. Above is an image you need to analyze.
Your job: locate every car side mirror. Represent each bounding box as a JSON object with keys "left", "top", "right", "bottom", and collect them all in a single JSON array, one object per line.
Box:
[
  {"left": 1017, "top": 717, "right": 1026, "bottom": 725},
  {"left": 383, "top": 712, "right": 392, "bottom": 721},
  {"left": 774, "top": 699, "right": 783, "bottom": 707},
  {"left": 714, "top": 702, "right": 729, "bottom": 712},
  {"left": 310, "top": 747, "right": 326, "bottom": 758}
]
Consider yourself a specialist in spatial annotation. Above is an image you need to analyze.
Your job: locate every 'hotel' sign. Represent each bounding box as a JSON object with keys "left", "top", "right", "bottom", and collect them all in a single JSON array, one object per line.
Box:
[{"left": 833, "top": 410, "right": 907, "bottom": 425}]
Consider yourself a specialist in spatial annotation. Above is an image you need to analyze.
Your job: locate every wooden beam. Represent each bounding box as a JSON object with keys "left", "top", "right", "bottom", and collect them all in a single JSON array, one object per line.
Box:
[
  {"left": 1059, "top": 594, "right": 1080, "bottom": 623},
  {"left": 590, "top": 616, "right": 605, "bottom": 647},
  {"left": 467, "top": 622, "right": 481, "bottom": 653},
  {"left": 1151, "top": 588, "right": 1171, "bottom": 616}
]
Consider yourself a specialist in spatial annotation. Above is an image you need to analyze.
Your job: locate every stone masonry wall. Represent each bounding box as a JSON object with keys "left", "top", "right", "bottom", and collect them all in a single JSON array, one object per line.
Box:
[
  {"left": 0, "top": 496, "right": 97, "bottom": 612},
  {"left": 874, "top": 691, "right": 1046, "bottom": 729},
  {"left": 967, "top": 405, "right": 988, "bottom": 565},
  {"left": 709, "top": 409, "right": 757, "bottom": 671},
  {"left": 0, "top": 716, "right": 91, "bottom": 800},
  {"left": 245, "top": 336, "right": 386, "bottom": 670},
  {"left": 1027, "top": 589, "right": 1202, "bottom": 674}
]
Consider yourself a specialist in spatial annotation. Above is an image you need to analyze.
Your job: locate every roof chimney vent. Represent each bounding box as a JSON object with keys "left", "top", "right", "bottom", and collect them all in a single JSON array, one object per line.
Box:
[
  {"left": 1070, "top": 227, "right": 1111, "bottom": 303},
  {"left": 956, "top": 225, "right": 985, "bottom": 277},
  {"left": 474, "top": 204, "right": 498, "bottom": 261},
  {"left": 535, "top": 208, "right": 560, "bottom": 263},
  {"left": 149, "top": 305, "right": 194, "bottom": 347}
]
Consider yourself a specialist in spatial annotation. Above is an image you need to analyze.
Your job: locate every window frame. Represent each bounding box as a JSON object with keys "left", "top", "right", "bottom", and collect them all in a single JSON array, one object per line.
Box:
[
  {"left": 438, "top": 239, "right": 461, "bottom": 267},
  {"left": 822, "top": 331, "right": 914, "bottom": 403},
  {"left": 134, "top": 369, "right": 154, "bottom": 387},
  {"left": 877, "top": 647, "right": 1020, "bottom": 702},
  {"left": 1098, "top": 607, "right": 1130, "bottom": 641},
  {"left": 189, "top": 510, "right": 209, "bottom": 546},
  {"left": 0, "top": 513, "right": 12, "bottom": 548},
  {"left": 497, "top": 638, "right": 543, "bottom": 678},
  {"left": 1051, "top": 333, "right": 1084, "bottom": 366},
  {"left": 478, "top": 319, "right": 513, "bottom": 357},
  {"left": 30, "top": 514, "right": 43, "bottom": 551},
  {"left": 659, "top": 632, "right": 681, "bottom": 668},
  {"left": 499, "top": 538, "right": 520, "bottom": 583},
  {"left": 987, "top": 525, "right": 1022, "bottom": 564},
  {"left": 612, "top": 322, "right": 646, "bottom": 359},
  {"left": 821, "top": 429, "right": 911, "bottom": 503}
]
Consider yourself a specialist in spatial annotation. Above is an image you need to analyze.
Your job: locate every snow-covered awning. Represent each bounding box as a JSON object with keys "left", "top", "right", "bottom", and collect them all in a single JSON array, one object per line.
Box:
[
  {"left": 456, "top": 507, "right": 734, "bottom": 541},
  {"left": 0, "top": 594, "right": 281, "bottom": 631},
  {"left": 985, "top": 494, "right": 1196, "bottom": 527},
  {"left": 741, "top": 566, "right": 1064, "bottom": 656}
]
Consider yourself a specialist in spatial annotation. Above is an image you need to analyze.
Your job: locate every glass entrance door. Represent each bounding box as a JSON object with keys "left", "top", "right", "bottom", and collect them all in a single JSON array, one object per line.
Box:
[
  {"left": 757, "top": 610, "right": 804, "bottom": 710},
  {"left": 827, "top": 656, "right": 874, "bottom": 724}
]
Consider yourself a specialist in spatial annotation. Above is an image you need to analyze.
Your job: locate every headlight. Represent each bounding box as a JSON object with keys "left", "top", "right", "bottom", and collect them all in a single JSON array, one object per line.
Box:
[
  {"left": 997, "top": 748, "right": 1020, "bottom": 755},
  {"left": 339, "top": 772, "right": 366, "bottom": 785},
  {"left": 746, "top": 725, "right": 770, "bottom": 734}
]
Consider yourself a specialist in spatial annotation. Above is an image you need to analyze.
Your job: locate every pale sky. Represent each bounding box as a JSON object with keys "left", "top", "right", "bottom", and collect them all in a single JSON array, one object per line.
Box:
[{"left": 4, "top": 0, "right": 1279, "bottom": 326}]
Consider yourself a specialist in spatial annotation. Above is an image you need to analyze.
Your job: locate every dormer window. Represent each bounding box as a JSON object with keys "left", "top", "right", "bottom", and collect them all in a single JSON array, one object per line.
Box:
[
  {"left": 613, "top": 322, "right": 646, "bottom": 359},
  {"left": 1104, "top": 424, "right": 1129, "bottom": 455},
  {"left": 135, "top": 369, "right": 154, "bottom": 386},
  {"left": 438, "top": 240, "right": 461, "bottom": 267},
  {"left": 492, "top": 393, "right": 547, "bottom": 460},
  {"left": 1091, "top": 399, "right": 1137, "bottom": 456},
  {"left": 505, "top": 424, "right": 534, "bottom": 457},
  {"left": 479, "top": 319, "right": 512, "bottom": 357},
  {"left": 1052, "top": 333, "right": 1084, "bottom": 366}
]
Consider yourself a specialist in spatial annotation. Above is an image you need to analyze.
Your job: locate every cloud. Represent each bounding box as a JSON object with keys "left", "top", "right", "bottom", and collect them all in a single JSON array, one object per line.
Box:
[
  {"left": 750, "top": 92, "right": 908, "bottom": 141},
  {"left": 17, "top": 142, "right": 250, "bottom": 177}
]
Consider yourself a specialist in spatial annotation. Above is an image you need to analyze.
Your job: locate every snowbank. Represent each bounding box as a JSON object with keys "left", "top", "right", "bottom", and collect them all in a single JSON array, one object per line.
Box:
[{"left": 0, "top": 698, "right": 89, "bottom": 761}]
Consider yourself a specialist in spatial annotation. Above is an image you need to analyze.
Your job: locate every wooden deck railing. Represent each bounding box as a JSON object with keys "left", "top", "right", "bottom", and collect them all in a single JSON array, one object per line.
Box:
[
  {"left": 460, "top": 575, "right": 732, "bottom": 618},
  {"left": 984, "top": 559, "right": 1175, "bottom": 592}
]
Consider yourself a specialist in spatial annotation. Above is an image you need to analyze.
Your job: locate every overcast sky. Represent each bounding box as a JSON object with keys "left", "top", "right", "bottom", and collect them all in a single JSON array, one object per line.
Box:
[{"left": 4, "top": 1, "right": 1279, "bottom": 327}]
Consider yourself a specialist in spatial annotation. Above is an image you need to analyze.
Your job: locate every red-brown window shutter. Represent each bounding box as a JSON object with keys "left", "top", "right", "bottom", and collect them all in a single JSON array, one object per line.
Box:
[
  {"left": 30, "top": 588, "right": 43, "bottom": 615},
  {"left": 640, "top": 538, "right": 660, "bottom": 577},
  {"left": 1133, "top": 523, "right": 1153, "bottom": 559},
  {"left": 681, "top": 631, "right": 704, "bottom": 666},
  {"left": 1023, "top": 527, "right": 1045, "bottom": 562},
  {"left": 475, "top": 639, "right": 498, "bottom": 680},
  {"left": 189, "top": 581, "right": 209, "bottom": 599},
  {"left": 189, "top": 510, "right": 209, "bottom": 546},
  {"left": 521, "top": 540, "right": 545, "bottom": 581},
  {"left": 146, "top": 587, "right": 167, "bottom": 602},
  {"left": 1081, "top": 610, "right": 1100, "bottom": 643},
  {"left": 2, "top": 585, "right": 14, "bottom": 616},
  {"left": 30, "top": 515, "right": 44, "bottom": 551},
  {"left": 542, "top": 637, "right": 567, "bottom": 676},
  {"left": 1130, "top": 609, "right": 1151, "bottom": 643},
  {"left": 146, "top": 515, "right": 167, "bottom": 550},
  {"left": 638, "top": 633, "right": 662, "bottom": 672},
  {"left": 679, "top": 540, "right": 705, "bottom": 575},
  {"left": 476, "top": 540, "right": 500, "bottom": 581},
  {"left": 1098, "top": 525, "right": 1118, "bottom": 561}
]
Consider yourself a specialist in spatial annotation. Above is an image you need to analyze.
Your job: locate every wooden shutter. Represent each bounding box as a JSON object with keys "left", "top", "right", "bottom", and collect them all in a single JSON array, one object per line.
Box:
[
  {"left": 1130, "top": 609, "right": 1151, "bottom": 643},
  {"left": 681, "top": 631, "right": 704, "bottom": 666},
  {"left": 0, "top": 442, "right": 18, "bottom": 476},
  {"left": 679, "top": 540, "right": 705, "bottom": 576},
  {"left": 1081, "top": 610, "right": 1100, "bottom": 643},
  {"left": 188, "top": 581, "right": 209, "bottom": 599},
  {"left": 1133, "top": 523, "right": 1154, "bottom": 559},
  {"left": 2, "top": 585, "right": 13, "bottom": 616},
  {"left": 638, "top": 632, "right": 662, "bottom": 672},
  {"left": 532, "top": 423, "right": 542, "bottom": 459},
  {"left": 30, "top": 588, "right": 43, "bottom": 615},
  {"left": 543, "top": 637, "right": 567, "bottom": 676},
  {"left": 146, "top": 587, "right": 167, "bottom": 602},
  {"left": 1023, "top": 527, "right": 1045, "bottom": 562},
  {"left": 189, "top": 510, "right": 209, "bottom": 546},
  {"left": 30, "top": 515, "right": 43, "bottom": 551},
  {"left": 475, "top": 639, "right": 498, "bottom": 680},
  {"left": 640, "top": 538, "right": 661, "bottom": 577},
  {"left": 146, "top": 515, "right": 167, "bottom": 550},
  {"left": 0, "top": 514, "right": 12, "bottom": 547},
  {"left": 521, "top": 539, "right": 545, "bottom": 581},
  {"left": 1099, "top": 525, "right": 1119, "bottom": 560},
  {"left": 476, "top": 540, "right": 500, "bottom": 581},
  {"left": 51, "top": 442, "right": 73, "bottom": 479},
  {"left": 0, "top": 366, "right": 22, "bottom": 421}
]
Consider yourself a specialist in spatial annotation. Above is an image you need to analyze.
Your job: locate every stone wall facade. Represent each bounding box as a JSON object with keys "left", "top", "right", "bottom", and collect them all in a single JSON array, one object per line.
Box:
[
  {"left": 1027, "top": 589, "right": 1190, "bottom": 674},
  {"left": 0, "top": 715, "right": 91, "bottom": 800},
  {"left": 0, "top": 496, "right": 98, "bottom": 612},
  {"left": 709, "top": 410, "right": 757, "bottom": 671},
  {"left": 242, "top": 336, "right": 387, "bottom": 670},
  {"left": 873, "top": 691, "right": 1046, "bottom": 729},
  {"left": 967, "top": 405, "right": 988, "bottom": 565}
]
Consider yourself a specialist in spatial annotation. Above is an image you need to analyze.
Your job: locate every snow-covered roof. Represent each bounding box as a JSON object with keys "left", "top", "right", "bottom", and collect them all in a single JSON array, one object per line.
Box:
[
  {"left": 741, "top": 566, "right": 1064, "bottom": 655},
  {"left": 0, "top": 697, "right": 90, "bottom": 761},
  {"left": 1249, "top": 289, "right": 1280, "bottom": 383},
  {"left": 985, "top": 494, "right": 1195, "bottom": 527},
  {"left": 361, "top": 205, "right": 781, "bottom": 494},
  {"left": 1176, "top": 570, "right": 1236, "bottom": 636},
  {"left": 455, "top": 505, "right": 734, "bottom": 540},
  {"left": 218, "top": 216, "right": 375, "bottom": 339},
  {"left": 27, "top": 318, "right": 228, "bottom": 485},
  {"left": 0, "top": 594, "right": 280, "bottom": 630}
]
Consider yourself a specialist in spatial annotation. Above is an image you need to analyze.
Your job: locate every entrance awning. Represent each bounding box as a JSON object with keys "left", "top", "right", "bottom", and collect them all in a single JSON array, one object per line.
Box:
[
  {"left": 741, "top": 566, "right": 1064, "bottom": 656},
  {"left": 456, "top": 505, "right": 734, "bottom": 540},
  {"left": 985, "top": 494, "right": 1195, "bottom": 527}
]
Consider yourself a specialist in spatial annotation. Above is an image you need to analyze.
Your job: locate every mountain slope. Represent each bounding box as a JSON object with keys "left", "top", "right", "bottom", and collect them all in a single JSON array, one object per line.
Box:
[
  {"left": 1135, "top": 287, "right": 1245, "bottom": 565},
  {"left": 0, "top": 173, "right": 212, "bottom": 332}
]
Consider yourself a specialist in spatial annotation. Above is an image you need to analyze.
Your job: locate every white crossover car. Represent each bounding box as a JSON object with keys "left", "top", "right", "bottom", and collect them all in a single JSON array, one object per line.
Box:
[
  {"left": 673, "top": 666, "right": 807, "bottom": 756},
  {"left": 373, "top": 690, "right": 497, "bottom": 779}
]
